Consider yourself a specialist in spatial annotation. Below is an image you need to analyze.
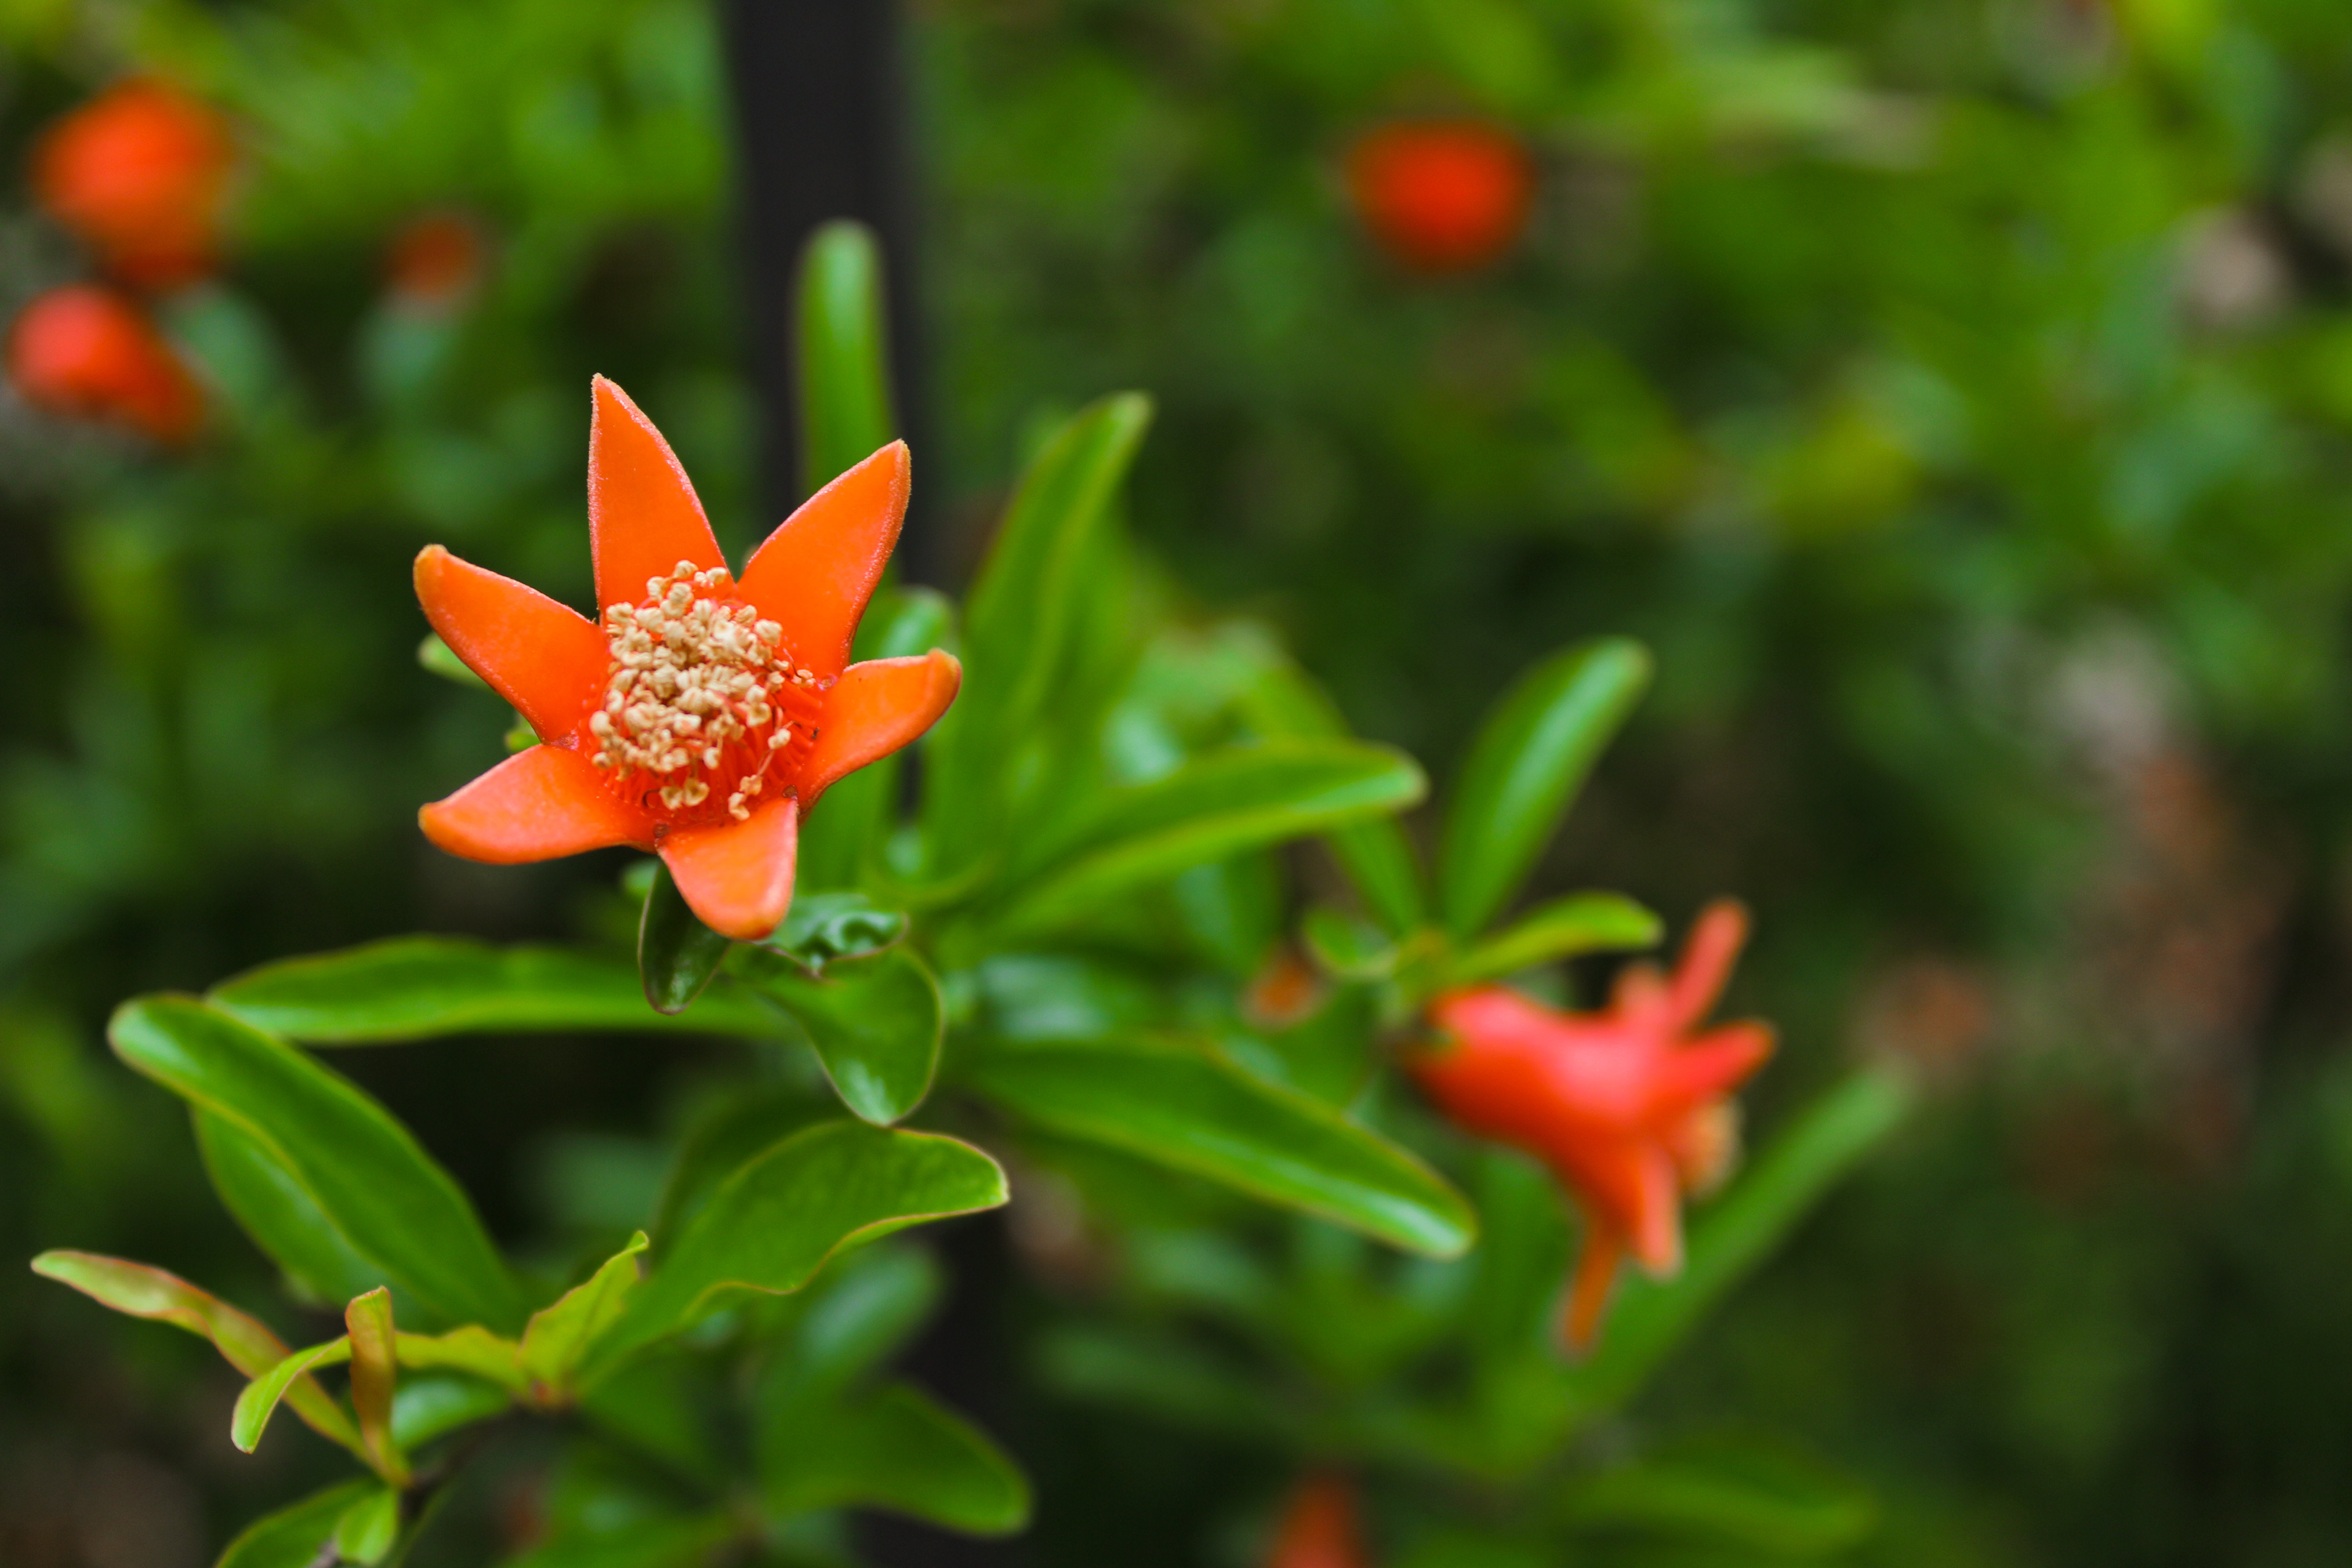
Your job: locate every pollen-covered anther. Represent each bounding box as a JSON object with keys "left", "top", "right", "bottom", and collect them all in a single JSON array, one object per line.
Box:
[{"left": 590, "top": 560, "right": 822, "bottom": 823}]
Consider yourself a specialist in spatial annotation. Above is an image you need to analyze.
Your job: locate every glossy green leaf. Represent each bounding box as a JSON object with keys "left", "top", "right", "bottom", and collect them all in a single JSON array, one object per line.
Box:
[
  {"left": 345, "top": 1288, "right": 407, "bottom": 1484},
  {"left": 504, "top": 1514, "right": 737, "bottom": 1568},
  {"left": 966, "top": 1036, "right": 1475, "bottom": 1257},
  {"left": 30, "top": 1251, "right": 361, "bottom": 1455},
  {"left": 1556, "top": 1440, "right": 1877, "bottom": 1554},
  {"left": 735, "top": 945, "right": 941, "bottom": 1125},
  {"left": 761, "top": 1382, "right": 1030, "bottom": 1535},
  {"left": 650, "top": 1090, "right": 832, "bottom": 1246},
  {"left": 111, "top": 997, "right": 524, "bottom": 1331},
  {"left": 1437, "top": 638, "right": 1652, "bottom": 939},
  {"left": 756, "top": 891, "right": 910, "bottom": 975},
  {"left": 787, "top": 1243, "right": 943, "bottom": 1398},
  {"left": 331, "top": 1487, "right": 401, "bottom": 1566},
  {"left": 519, "top": 1232, "right": 649, "bottom": 1397},
  {"left": 210, "top": 938, "right": 780, "bottom": 1044},
  {"left": 233, "top": 1336, "right": 352, "bottom": 1454},
  {"left": 1444, "top": 892, "right": 1663, "bottom": 987},
  {"left": 637, "top": 866, "right": 730, "bottom": 1016},
  {"left": 1561, "top": 1069, "right": 1912, "bottom": 1420},
  {"left": 995, "top": 742, "right": 1426, "bottom": 939},
  {"left": 1302, "top": 907, "right": 1402, "bottom": 981},
  {"left": 594, "top": 1121, "right": 1006, "bottom": 1371},
  {"left": 195, "top": 1110, "right": 388, "bottom": 1310},
  {"left": 391, "top": 1373, "right": 511, "bottom": 1449},
  {"left": 213, "top": 1480, "right": 377, "bottom": 1568},
  {"left": 393, "top": 1324, "right": 528, "bottom": 1392},
  {"left": 795, "top": 219, "right": 894, "bottom": 496}
]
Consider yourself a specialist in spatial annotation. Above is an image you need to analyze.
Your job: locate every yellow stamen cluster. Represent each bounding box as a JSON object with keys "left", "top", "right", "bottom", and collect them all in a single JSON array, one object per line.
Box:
[{"left": 588, "top": 561, "right": 822, "bottom": 822}]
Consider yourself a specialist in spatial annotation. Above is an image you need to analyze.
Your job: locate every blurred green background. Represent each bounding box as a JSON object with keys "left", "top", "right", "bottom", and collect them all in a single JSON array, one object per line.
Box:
[{"left": 7, "top": 0, "right": 2352, "bottom": 1563}]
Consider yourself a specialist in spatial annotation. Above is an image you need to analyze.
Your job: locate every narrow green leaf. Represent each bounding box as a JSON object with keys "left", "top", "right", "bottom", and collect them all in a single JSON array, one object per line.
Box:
[
  {"left": 331, "top": 1487, "right": 401, "bottom": 1566},
  {"left": 637, "top": 867, "right": 730, "bottom": 1016},
  {"left": 233, "top": 1337, "right": 352, "bottom": 1454},
  {"left": 111, "top": 997, "right": 524, "bottom": 1331},
  {"left": 735, "top": 945, "right": 941, "bottom": 1125},
  {"left": 762, "top": 1382, "right": 1030, "bottom": 1535},
  {"left": 1437, "top": 639, "right": 1652, "bottom": 939},
  {"left": 416, "top": 632, "right": 489, "bottom": 690},
  {"left": 1555, "top": 1440, "right": 1877, "bottom": 1554},
  {"left": 795, "top": 219, "right": 894, "bottom": 496},
  {"left": 798, "top": 588, "right": 957, "bottom": 890},
  {"left": 194, "top": 1110, "right": 388, "bottom": 1311},
  {"left": 345, "top": 1288, "right": 407, "bottom": 1485},
  {"left": 995, "top": 742, "right": 1426, "bottom": 939},
  {"left": 519, "top": 1232, "right": 649, "bottom": 1398},
  {"left": 1443, "top": 892, "right": 1662, "bottom": 988},
  {"left": 503, "top": 1514, "right": 736, "bottom": 1568},
  {"left": 1302, "top": 907, "right": 1402, "bottom": 981},
  {"left": 210, "top": 937, "right": 781, "bottom": 1044},
  {"left": 1560, "top": 1070, "right": 1912, "bottom": 1419},
  {"left": 966, "top": 1037, "right": 1475, "bottom": 1257},
  {"left": 30, "top": 1251, "right": 362, "bottom": 1455},
  {"left": 393, "top": 1325, "right": 527, "bottom": 1393},
  {"left": 596, "top": 1121, "right": 1006, "bottom": 1372},
  {"left": 391, "top": 1373, "right": 511, "bottom": 1450},
  {"left": 213, "top": 1480, "right": 376, "bottom": 1568}
]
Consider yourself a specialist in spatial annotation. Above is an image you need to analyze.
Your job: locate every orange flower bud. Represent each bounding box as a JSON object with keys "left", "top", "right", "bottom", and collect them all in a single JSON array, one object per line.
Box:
[
  {"left": 7, "top": 285, "right": 204, "bottom": 445},
  {"left": 1346, "top": 119, "right": 1534, "bottom": 274},
  {"left": 1266, "top": 1474, "right": 1370, "bottom": 1568},
  {"left": 386, "top": 211, "right": 486, "bottom": 310},
  {"left": 33, "top": 78, "right": 235, "bottom": 291}
]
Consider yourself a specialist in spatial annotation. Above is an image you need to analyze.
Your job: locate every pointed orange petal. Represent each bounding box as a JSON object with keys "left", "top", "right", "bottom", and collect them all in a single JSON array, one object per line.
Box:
[
  {"left": 1625, "top": 1145, "right": 1684, "bottom": 1276},
  {"left": 737, "top": 441, "right": 910, "bottom": 677},
  {"left": 1663, "top": 899, "right": 1750, "bottom": 1029},
  {"left": 420, "top": 746, "right": 654, "bottom": 863},
  {"left": 1267, "top": 1474, "right": 1368, "bottom": 1568},
  {"left": 1562, "top": 1219, "right": 1625, "bottom": 1352},
  {"left": 588, "top": 375, "right": 726, "bottom": 615},
  {"left": 1651, "top": 1021, "right": 1775, "bottom": 1114},
  {"left": 414, "top": 546, "right": 607, "bottom": 742},
  {"left": 659, "top": 796, "right": 799, "bottom": 941},
  {"left": 794, "top": 650, "right": 960, "bottom": 809}
]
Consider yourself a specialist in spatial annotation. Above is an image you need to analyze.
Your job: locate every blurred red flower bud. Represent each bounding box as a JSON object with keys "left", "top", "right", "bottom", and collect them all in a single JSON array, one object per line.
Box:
[
  {"left": 1265, "top": 1474, "right": 1369, "bottom": 1568},
  {"left": 386, "top": 211, "right": 486, "bottom": 310},
  {"left": 33, "top": 77, "right": 235, "bottom": 292},
  {"left": 1346, "top": 119, "right": 1534, "bottom": 274},
  {"left": 7, "top": 285, "right": 204, "bottom": 445}
]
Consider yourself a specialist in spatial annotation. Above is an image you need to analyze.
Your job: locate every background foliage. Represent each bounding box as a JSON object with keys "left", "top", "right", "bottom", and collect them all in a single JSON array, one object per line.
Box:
[{"left": 5, "top": 0, "right": 2352, "bottom": 1565}]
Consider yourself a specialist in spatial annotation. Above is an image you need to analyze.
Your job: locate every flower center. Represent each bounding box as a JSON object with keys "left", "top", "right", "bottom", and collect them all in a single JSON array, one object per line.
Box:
[{"left": 588, "top": 560, "right": 823, "bottom": 826}]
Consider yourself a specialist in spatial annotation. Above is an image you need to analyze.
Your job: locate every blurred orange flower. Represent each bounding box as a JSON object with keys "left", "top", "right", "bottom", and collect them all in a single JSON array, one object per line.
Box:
[
  {"left": 33, "top": 78, "right": 235, "bottom": 291},
  {"left": 416, "top": 377, "right": 958, "bottom": 940},
  {"left": 1346, "top": 119, "right": 1534, "bottom": 274},
  {"left": 386, "top": 211, "right": 486, "bottom": 310},
  {"left": 1265, "top": 1474, "right": 1369, "bottom": 1568},
  {"left": 1411, "top": 901, "right": 1774, "bottom": 1349},
  {"left": 6, "top": 284, "right": 203, "bottom": 444}
]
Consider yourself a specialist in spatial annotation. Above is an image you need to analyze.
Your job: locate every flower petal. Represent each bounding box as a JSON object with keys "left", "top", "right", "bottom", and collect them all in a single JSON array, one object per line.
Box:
[
  {"left": 414, "top": 546, "right": 608, "bottom": 742},
  {"left": 588, "top": 375, "right": 726, "bottom": 615},
  {"left": 794, "top": 650, "right": 960, "bottom": 808},
  {"left": 1662, "top": 899, "right": 1750, "bottom": 1029},
  {"left": 1561, "top": 1217, "right": 1624, "bottom": 1352},
  {"left": 660, "top": 796, "right": 799, "bottom": 941},
  {"left": 737, "top": 441, "right": 910, "bottom": 678},
  {"left": 1651, "top": 1021, "right": 1776, "bottom": 1115},
  {"left": 420, "top": 746, "right": 654, "bottom": 863}
]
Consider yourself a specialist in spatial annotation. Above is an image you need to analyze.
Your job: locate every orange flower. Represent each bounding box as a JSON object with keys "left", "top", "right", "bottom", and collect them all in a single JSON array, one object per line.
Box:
[
  {"left": 1265, "top": 1474, "right": 1370, "bottom": 1568},
  {"left": 6, "top": 284, "right": 203, "bottom": 444},
  {"left": 1345, "top": 119, "right": 1534, "bottom": 274},
  {"left": 33, "top": 78, "right": 235, "bottom": 292},
  {"left": 1410, "top": 901, "right": 1774, "bottom": 1350},
  {"left": 416, "top": 377, "right": 959, "bottom": 940}
]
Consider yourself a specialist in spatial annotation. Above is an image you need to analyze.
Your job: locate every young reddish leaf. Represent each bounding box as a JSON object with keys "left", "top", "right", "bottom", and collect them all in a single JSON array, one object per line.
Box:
[
  {"left": 31, "top": 1251, "right": 362, "bottom": 1456},
  {"left": 234, "top": 1338, "right": 353, "bottom": 1455},
  {"left": 345, "top": 1288, "right": 408, "bottom": 1485}
]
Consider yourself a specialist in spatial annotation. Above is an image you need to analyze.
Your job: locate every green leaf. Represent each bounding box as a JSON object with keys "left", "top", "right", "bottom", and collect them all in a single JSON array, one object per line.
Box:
[
  {"left": 233, "top": 1336, "right": 352, "bottom": 1454},
  {"left": 1556, "top": 1440, "right": 1877, "bottom": 1555},
  {"left": 519, "top": 1232, "right": 649, "bottom": 1398},
  {"left": 799, "top": 589, "right": 957, "bottom": 890},
  {"left": 1437, "top": 639, "right": 1652, "bottom": 939},
  {"left": 757, "top": 891, "right": 910, "bottom": 975},
  {"left": 786, "top": 1243, "right": 943, "bottom": 1398},
  {"left": 995, "top": 742, "right": 1426, "bottom": 939},
  {"left": 1444, "top": 892, "right": 1663, "bottom": 987},
  {"left": 331, "top": 1487, "right": 401, "bottom": 1566},
  {"left": 637, "top": 867, "right": 730, "bottom": 1017},
  {"left": 391, "top": 1373, "right": 510, "bottom": 1449},
  {"left": 735, "top": 945, "right": 942, "bottom": 1125},
  {"left": 795, "top": 218, "right": 894, "bottom": 496},
  {"left": 416, "top": 632, "right": 488, "bottom": 690},
  {"left": 503, "top": 1514, "right": 736, "bottom": 1568},
  {"left": 761, "top": 1382, "right": 1030, "bottom": 1535},
  {"left": 1560, "top": 1070, "right": 1912, "bottom": 1419},
  {"left": 393, "top": 1324, "right": 528, "bottom": 1392},
  {"left": 213, "top": 1480, "right": 377, "bottom": 1568},
  {"left": 1302, "top": 907, "right": 1402, "bottom": 981},
  {"left": 345, "top": 1288, "right": 407, "bottom": 1484},
  {"left": 111, "top": 997, "right": 524, "bottom": 1332},
  {"left": 966, "top": 1036, "right": 1475, "bottom": 1257},
  {"left": 594, "top": 1121, "right": 1006, "bottom": 1371},
  {"left": 210, "top": 938, "right": 781, "bottom": 1044},
  {"left": 650, "top": 1090, "right": 831, "bottom": 1246},
  {"left": 195, "top": 1110, "right": 388, "bottom": 1310},
  {"left": 30, "top": 1251, "right": 362, "bottom": 1455}
]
